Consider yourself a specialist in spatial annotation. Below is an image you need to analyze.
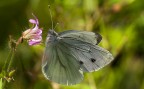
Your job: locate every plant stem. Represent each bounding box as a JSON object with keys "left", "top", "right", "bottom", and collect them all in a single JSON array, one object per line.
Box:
[
  {"left": 2, "top": 49, "right": 15, "bottom": 89},
  {"left": 2, "top": 50, "right": 12, "bottom": 71},
  {"left": 2, "top": 36, "right": 22, "bottom": 89},
  {"left": 7, "top": 49, "right": 15, "bottom": 72},
  {"left": 1, "top": 50, "right": 12, "bottom": 89}
]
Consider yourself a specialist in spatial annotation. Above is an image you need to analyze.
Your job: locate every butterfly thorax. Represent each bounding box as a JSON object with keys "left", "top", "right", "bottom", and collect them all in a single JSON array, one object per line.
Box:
[{"left": 46, "top": 29, "right": 59, "bottom": 44}]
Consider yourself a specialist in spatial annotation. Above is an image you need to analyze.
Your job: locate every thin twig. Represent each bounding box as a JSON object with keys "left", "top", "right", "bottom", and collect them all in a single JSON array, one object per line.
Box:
[
  {"left": 7, "top": 49, "right": 15, "bottom": 72},
  {"left": 2, "top": 50, "right": 12, "bottom": 71}
]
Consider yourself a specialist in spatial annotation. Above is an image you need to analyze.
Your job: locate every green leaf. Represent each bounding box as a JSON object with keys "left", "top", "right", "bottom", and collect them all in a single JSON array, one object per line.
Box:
[{"left": 0, "top": 78, "right": 2, "bottom": 89}]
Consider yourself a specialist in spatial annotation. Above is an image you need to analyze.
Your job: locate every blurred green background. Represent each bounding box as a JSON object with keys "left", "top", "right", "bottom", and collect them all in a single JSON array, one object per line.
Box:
[{"left": 0, "top": 0, "right": 144, "bottom": 89}]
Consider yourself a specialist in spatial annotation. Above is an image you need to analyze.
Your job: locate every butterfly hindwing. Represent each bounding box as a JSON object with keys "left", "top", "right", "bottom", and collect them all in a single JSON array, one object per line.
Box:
[{"left": 42, "top": 42, "right": 83, "bottom": 85}]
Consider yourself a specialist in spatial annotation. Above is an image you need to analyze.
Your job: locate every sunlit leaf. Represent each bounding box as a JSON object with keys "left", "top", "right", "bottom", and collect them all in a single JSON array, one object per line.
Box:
[{"left": 0, "top": 78, "right": 2, "bottom": 89}]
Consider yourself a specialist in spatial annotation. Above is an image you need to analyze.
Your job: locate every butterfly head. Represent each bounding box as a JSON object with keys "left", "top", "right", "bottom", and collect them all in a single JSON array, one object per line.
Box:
[
  {"left": 48, "top": 29, "right": 58, "bottom": 36},
  {"left": 47, "top": 29, "right": 58, "bottom": 43}
]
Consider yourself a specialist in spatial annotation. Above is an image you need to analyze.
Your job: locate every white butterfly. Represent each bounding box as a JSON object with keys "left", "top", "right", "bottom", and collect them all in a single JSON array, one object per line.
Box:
[{"left": 42, "top": 29, "right": 114, "bottom": 85}]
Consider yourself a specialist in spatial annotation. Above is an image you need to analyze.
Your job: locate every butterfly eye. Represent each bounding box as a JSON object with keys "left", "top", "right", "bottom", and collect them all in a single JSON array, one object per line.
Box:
[
  {"left": 90, "top": 58, "right": 96, "bottom": 63},
  {"left": 79, "top": 61, "right": 84, "bottom": 64}
]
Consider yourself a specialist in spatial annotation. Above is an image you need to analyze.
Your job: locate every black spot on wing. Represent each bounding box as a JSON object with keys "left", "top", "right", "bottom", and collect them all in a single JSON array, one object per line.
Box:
[
  {"left": 90, "top": 58, "right": 96, "bottom": 63},
  {"left": 79, "top": 61, "right": 83, "bottom": 65}
]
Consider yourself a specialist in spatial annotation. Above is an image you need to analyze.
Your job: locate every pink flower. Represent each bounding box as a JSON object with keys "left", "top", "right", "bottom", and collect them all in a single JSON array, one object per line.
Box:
[{"left": 22, "top": 14, "right": 42, "bottom": 45}]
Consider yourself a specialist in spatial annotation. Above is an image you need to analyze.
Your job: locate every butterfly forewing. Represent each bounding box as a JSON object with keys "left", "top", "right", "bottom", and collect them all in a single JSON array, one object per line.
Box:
[
  {"left": 60, "top": 38, "right": 113, "bottom": 72},
  {"left": 59, "top": 30, "right": 102, "bottom": 45}
]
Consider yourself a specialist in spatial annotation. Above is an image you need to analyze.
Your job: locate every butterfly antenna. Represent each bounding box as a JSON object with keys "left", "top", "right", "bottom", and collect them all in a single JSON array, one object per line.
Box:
[
  {"left": 48, "top": 5, "right": 54, "bottom": 30},
  {"left": 54, "top": 23, "right": 59, "bottom": 29}
]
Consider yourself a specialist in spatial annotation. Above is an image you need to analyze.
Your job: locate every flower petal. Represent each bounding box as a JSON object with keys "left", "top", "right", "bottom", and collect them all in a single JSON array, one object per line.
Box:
[
  {"left": 28, "top": 37, "right": 42, "bottom": 45},
  {"left": 28, "top": 39, "right": 41, "bottom": 45},
  {"left": 30, "top": 26, "right": 39, "bottom": 32},
  {"left": 29, "top": 19, "right": 37, "bottom": 24},
  {"left": 32, "top": 14, "right": 39, "bottom": 25},
  {"left": 36, "top": 29, "right": 42, "bottom": 35}
]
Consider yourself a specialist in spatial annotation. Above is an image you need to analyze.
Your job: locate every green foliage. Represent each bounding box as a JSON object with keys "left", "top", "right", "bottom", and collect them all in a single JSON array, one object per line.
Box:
[
  {"left": 0, "top": 0, "right": 144, "bottom": 89},
  {"left": 0, "top": 78, "right": 2, "bottom": 89}
]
